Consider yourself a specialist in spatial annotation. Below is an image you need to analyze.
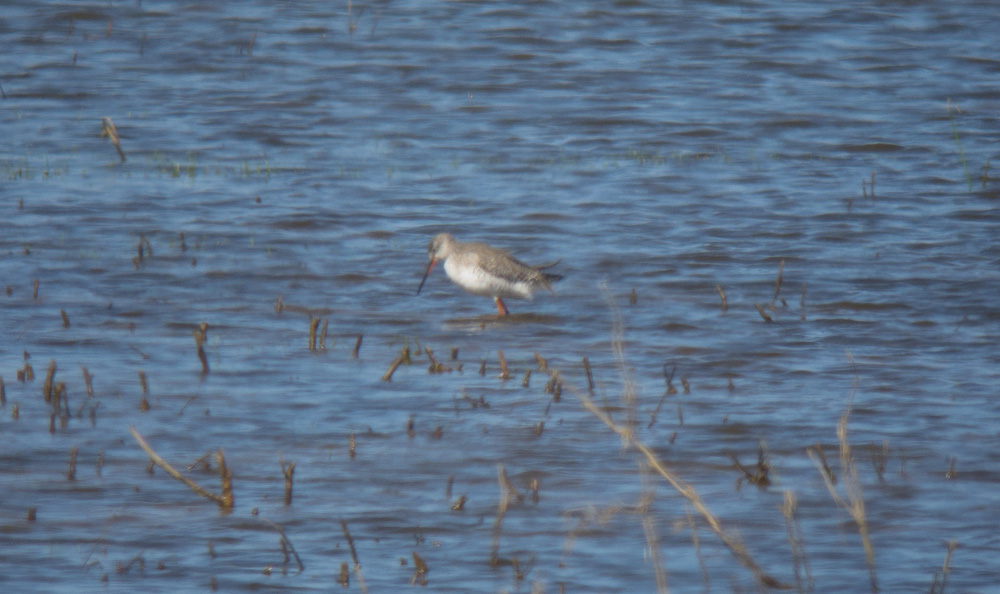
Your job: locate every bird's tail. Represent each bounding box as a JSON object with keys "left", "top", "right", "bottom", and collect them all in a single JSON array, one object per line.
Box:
[{"left": 536, "top": 269, "right": 563, "bottom": 293}]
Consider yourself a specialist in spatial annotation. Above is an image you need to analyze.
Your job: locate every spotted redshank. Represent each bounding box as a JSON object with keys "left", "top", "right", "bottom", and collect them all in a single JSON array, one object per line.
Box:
[{"left": 416, "top": 233, "right": 562, "bottom": 316}]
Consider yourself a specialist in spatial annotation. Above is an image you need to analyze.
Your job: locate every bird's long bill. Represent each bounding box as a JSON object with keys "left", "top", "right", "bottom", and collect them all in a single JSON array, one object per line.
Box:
[{"left": 416, "top": 259, "right": 438, "bottom": 295}]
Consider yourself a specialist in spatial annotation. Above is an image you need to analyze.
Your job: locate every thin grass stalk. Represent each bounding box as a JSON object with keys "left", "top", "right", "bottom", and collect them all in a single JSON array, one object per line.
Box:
[
  {"left": 838, "top": 351, "right": 878, "bottom": 592},
  {"left": 128, "top": 427, "right": 230, "bottom": 509},
  {"left": 946, "top": 99, "right": 972, "bottom": 192},
  {"left": 551, "top": 369, "right": 786, "bottom": 588},
  {"left": 637, "top": 472, "right": 669, "bottom": 594}
]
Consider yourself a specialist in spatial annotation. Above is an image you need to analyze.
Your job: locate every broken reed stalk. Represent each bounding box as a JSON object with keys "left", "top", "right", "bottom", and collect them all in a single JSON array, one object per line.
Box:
[
  {"left": 60, "top": 309, "right": 70, "bottom": 328},
  {"left": 381, "top": 347, "right": 408, "bottom": 381},
  {"left": 340, "top": 520, "right": 369, "bottom": 594},
  {"left": 81, "top": 366, "right": 94, "bottom": 396},
  {"left": 352, "top": 334, "right": 363, "bottom": 359},
  {"left": 556, "top": 375, "right": 785, "bottom": 588},
  {"left": 716, "top": 284, "right": 728, "bottom": 314},
  {"left": 755, "top": 303, "right": 773, "bottom": 323},
  {"left": 281, "top": 459, "right": 295, "bottom": 505},
  {"left": 308, "top": 319, "right": 320, "bottom": 351},
  {"left": 319, "top": 319, "right": 329, "bottom": 350},
  {"left": 497, "top": 350, "right": 510, "bottom": 380},
  {"left": 68, "top": 446, "right": 78, "bottom": 480},
  {"left": 138, "top": 370, "right": 150, "bottom": 411},
  {"left": 770, "top": 259, "right": 785, "bottom": 310},
  {"left": 410, "top": 552, "right": 428, "bottom": 586},
  {"left": 128, "top": 427, "right": 233, "bottom": 510},
  {"left": 582, "top": 357, "right": 594, "bottom": 391},
  {"left": 193, "top": 323, "right": 209, "bottom": 374},
  {"left": 0, "top": 375, "right": 5, "bottom": 406},
  {"left": 100, "top": 116, "right": 126, "bottom": 162},
  {"left": 217, "top": 450, "right": 234, "bottom": 509},
  {"left": 42, "top": 360, "right": 57, "bottom": 403}
]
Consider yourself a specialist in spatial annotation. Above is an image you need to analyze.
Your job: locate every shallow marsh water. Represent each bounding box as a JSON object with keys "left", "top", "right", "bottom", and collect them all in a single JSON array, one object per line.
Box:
[{"left": 1, "top": 1, "right": 999, "bottom": 592}]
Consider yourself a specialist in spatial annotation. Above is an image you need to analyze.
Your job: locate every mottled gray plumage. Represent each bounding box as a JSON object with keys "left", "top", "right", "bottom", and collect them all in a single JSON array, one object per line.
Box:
[{"left": 417, "top": 233, "right": 562, "bottom": 315}]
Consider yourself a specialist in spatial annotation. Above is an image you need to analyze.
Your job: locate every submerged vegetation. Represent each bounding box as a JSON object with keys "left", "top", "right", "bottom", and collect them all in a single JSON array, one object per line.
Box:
[{"left": 3, "top": 251, "right": 968, "bottom": 591}]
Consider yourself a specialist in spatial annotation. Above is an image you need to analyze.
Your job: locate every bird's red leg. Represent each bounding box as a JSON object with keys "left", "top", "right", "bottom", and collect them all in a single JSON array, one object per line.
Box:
[{"left": 494, "top": 297, "right": 510, "bottom": 316}]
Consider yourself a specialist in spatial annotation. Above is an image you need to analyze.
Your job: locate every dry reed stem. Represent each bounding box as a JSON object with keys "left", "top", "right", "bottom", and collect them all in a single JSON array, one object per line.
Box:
[
  {"left": 928, "top": 540, "right": 958, "bottom": 594},
  {"left": 100, "top": 117, "right": 126, "bottom": 162},
  {"left": 352, "top": 334, "right": 363, "bottom": 358},
  {"left": 837, "top": 353, "right": 879, "bottom": 592},
  {"left": 550, "top": 290, "right": 788, "bottom": 589},
  {"left": 491, "top": 463, "right": 522, "bottom": 565},
  {"left": 381, "top": 347, "right": 407, "bottom": 381},
  {"left": 606, "top": 287, "right": 638, "bottom": 437},
  {"left": 281, "top": 459, "right": 295, "bottom": 505},
  {"left": 582, "top": 357, "right": 594, "bottom": 391},
  {"left": 558, "top": 374, "right": 786, "bottom": 588},
  {"left": 637, "top": 475, "right": 669, "bottom": 594},
  {"left": 684, "top": 507, "right": 711, "bottom": 592},
  {"left": 770, "top": 260, "right": 785, "bottom": 310},
  {"left": 217, "top": 450, "right": 233, "bottom": 508},
  {"left": 410, "top": 552, "right": 428, "bottom": 585},
  {"left": 68, "top": 446, "right": 78, "bottom": 480},
  {"left": 61, "top": 309, "right": 70, "bottom": 328},
  {"left": 780, "top": 490, "right": 813, "bottom": 594},
  {"left": 43, "top": 360, "right": 56, "bottom": 403},
  {"left": 425, "top": 347, "right": 444, "bottom": 373},
  {"left": 340, "top": 520, "right": 368, "bottom": 594},
  {"left": 497, "top": 350, "right": 510, "bottom": 380},
  {"left": 81, "top": 366, "right": 93, "bottom": 396},
  {"left": 0, "top": 376, "right": 5, "bottom": 406},
  {"left": 755, "top": 304, "right": 773, "bottom": 323},
  {"left": 715, "top": 284, "right": 728, "bottom": 314},
  {"left": 308, "top": 319, "right": 320, "bottom": 351},
  {"left": 137, "top": 370, "right": 149, "bottom": 395},
  {"left": 194, "top": 323, "right": 209, "bottom": 374},
  {"left": 128, "top": 427, "right": 231, "bottom": 509},
  {"left": 262, "top": 519, "right": 304, "bottom": 573}
]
